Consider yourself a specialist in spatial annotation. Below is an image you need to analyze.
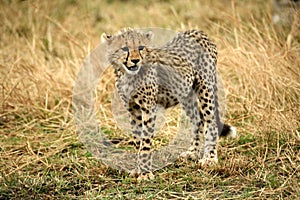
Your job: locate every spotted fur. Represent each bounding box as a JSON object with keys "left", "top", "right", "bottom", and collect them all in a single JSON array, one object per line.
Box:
[{"left": 102, "top": 28, "right": 236, "bottom": 180}]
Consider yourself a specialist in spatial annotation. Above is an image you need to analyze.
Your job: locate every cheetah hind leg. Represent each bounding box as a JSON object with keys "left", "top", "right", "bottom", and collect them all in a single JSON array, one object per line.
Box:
[
  {"left": 179, "top": 123, "right": 237, "bottom": 163},
  {"left": 198, "top": 148, "right": 218, "bottom": 168},
  {"left": 178, "top": 94, "right": 203, "bottom": 161},
  {"left": 198, "top": 124, "right": 237, "bottom": 167}
]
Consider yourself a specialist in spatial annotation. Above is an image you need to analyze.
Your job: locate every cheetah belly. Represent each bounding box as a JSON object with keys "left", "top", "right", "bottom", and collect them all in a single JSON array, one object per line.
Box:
[{"left": 157, "top": 87, "right": 179, "bottom": 109}]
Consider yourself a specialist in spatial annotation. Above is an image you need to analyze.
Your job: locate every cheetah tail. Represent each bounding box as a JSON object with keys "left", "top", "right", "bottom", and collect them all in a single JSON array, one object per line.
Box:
[{"left": 219, "top": 124, "right": 237, "bottom": 138}]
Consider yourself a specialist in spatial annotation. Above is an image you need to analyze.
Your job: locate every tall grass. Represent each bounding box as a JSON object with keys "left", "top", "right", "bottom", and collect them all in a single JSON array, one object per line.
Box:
[{"left": 0, "top": 0, "right": 299, "bottom": 199}]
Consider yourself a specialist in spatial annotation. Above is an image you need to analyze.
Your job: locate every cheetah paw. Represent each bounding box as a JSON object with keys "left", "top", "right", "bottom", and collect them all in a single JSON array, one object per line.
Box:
[
  {"left": 129, "top": 169, "right": 154, "bottom": 181},
  {"left": 198, "top": 155, "right": 218, "bottom": 167},
  {"left": 179, "top": 150, "right": 198, "bottom": 161},
  {"left": 129, "top": 169, "right": 140, "bottom": 178},
  {"left": 137, "top": 172, "right": 155, "bottom": 181}
]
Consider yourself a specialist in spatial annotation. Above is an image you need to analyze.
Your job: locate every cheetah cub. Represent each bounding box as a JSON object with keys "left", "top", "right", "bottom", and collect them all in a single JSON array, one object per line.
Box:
[{"left": 101, "top": 28, "right": 236, "bottom": 180}]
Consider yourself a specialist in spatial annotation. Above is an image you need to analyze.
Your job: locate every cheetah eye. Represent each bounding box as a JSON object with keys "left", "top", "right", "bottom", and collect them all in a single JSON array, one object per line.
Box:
[
  {"left": 138, "top": 46, "right": 145, "bottom": 51},
  {"left": 121, "top": 46, "right": 129, "bottom": 52}
]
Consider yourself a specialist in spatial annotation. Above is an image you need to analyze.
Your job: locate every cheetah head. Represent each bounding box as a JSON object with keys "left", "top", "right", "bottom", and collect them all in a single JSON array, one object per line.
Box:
[{"left": 101, "top": 28, "right": 153, "bottom": 75}]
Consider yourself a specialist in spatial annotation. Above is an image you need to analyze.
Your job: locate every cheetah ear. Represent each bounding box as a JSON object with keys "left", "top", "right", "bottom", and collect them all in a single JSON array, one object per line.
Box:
[
  {"left": 101, "top": 33, "right": 113, "bottom": 44},
  {"left": 145, "top": 31, "right": 153, "bottom": 41}
]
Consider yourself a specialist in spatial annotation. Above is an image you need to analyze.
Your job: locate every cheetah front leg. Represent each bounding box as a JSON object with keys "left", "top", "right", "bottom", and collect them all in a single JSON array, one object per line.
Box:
[
  {"left": 127, "top": 103, "right": 143, "bottom": 177},
  {"left": 128, "top": 103, "right": 157, "bottom": 180}
]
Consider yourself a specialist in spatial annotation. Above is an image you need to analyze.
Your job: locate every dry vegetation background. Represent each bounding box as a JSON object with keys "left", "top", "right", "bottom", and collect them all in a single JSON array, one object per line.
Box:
[{"left": 0, "top": 0, "right": 299, "bottom": 199}]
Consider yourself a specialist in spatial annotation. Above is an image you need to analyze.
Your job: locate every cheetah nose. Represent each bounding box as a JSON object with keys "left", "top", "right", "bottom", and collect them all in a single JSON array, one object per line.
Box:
[{"left": 131, "top": 59, "right": 140, "bottom": 64}]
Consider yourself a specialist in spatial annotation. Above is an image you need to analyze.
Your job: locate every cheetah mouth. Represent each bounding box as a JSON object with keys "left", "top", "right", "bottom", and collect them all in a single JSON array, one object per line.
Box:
[{"left": 126, "top": 65, "right": 139, "bottom": 72}]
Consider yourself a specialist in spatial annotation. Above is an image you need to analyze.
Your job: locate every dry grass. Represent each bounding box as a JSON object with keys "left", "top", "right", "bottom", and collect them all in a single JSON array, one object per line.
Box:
[{"left": 0, "top": 0, "right": 299, "bottom": 199}]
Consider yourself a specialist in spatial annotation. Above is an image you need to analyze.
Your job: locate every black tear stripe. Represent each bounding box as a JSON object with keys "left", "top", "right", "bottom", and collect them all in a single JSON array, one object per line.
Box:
[
  {"left": 124, "top": 51, "right": 129, "bottom": 65},
  {"left": 123, "top": 41, "right": 130, "bottom": 65},
  {"left": 138, "top": 49, "right": 144, "bottom": 59}
]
